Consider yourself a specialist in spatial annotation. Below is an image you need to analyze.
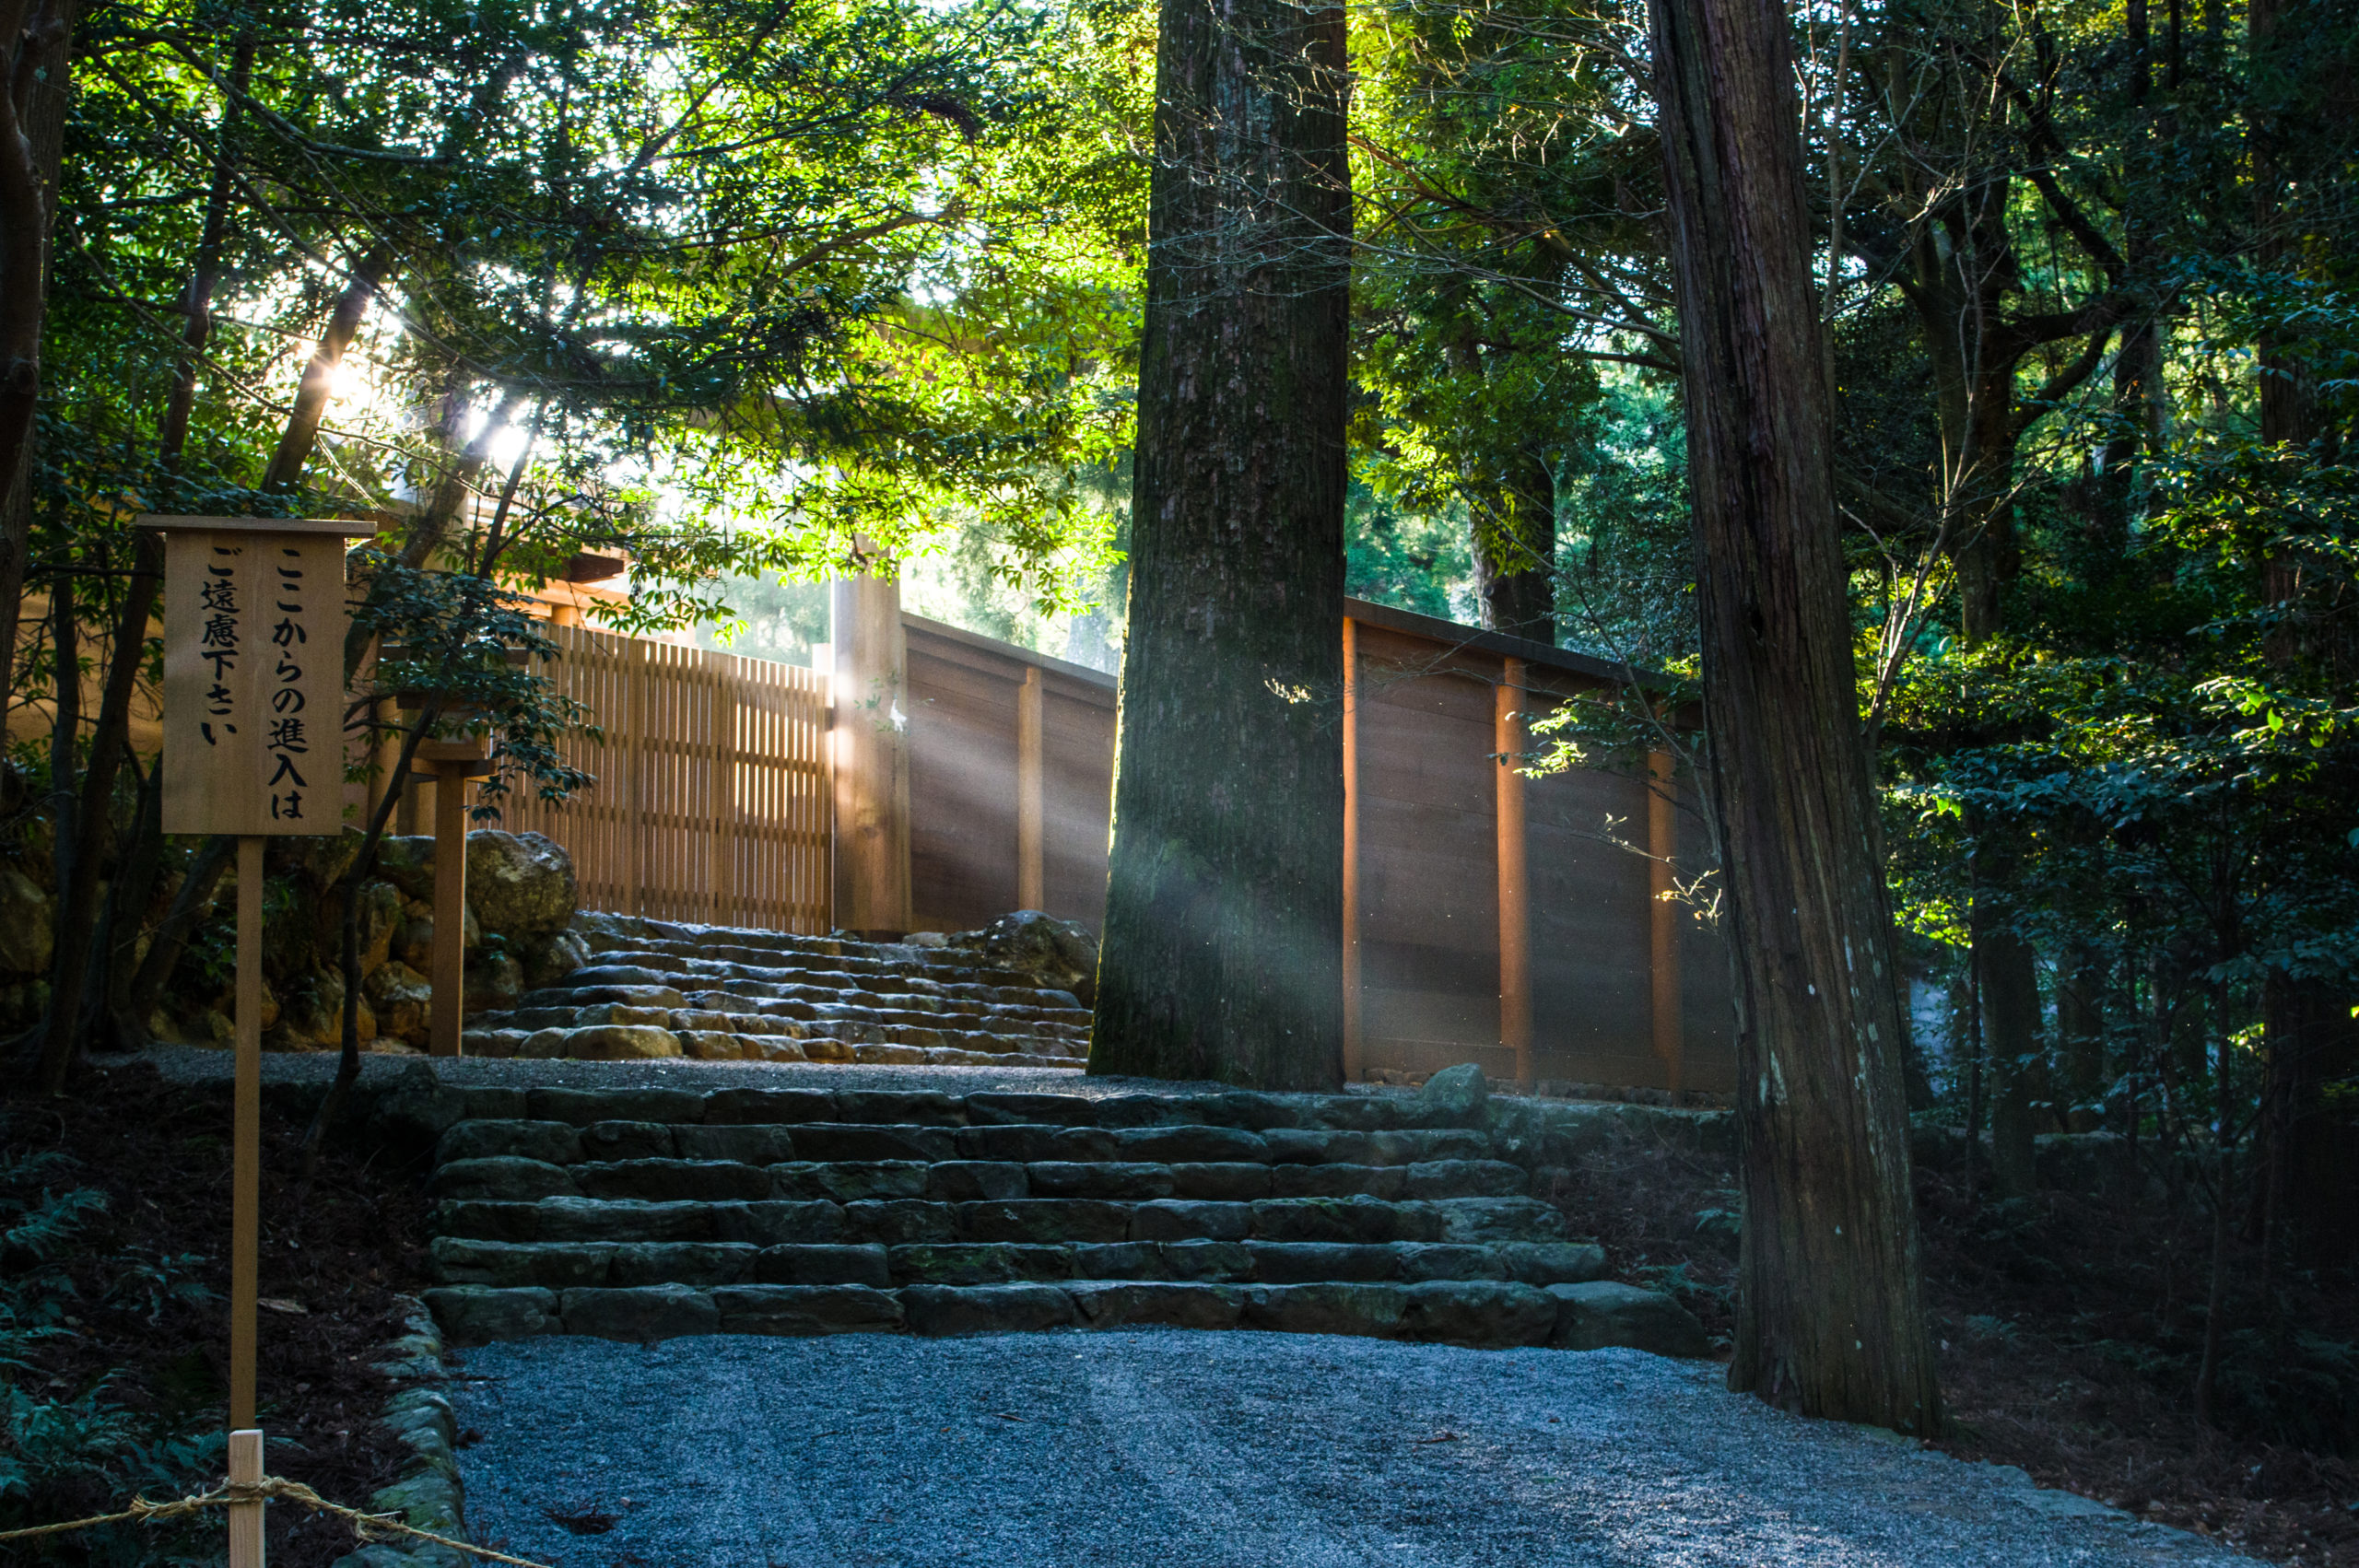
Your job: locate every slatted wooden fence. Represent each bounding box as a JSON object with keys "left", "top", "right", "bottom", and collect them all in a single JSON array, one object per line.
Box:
[{"left": 494, "top": 625, "right": 832, "bottom": 931}]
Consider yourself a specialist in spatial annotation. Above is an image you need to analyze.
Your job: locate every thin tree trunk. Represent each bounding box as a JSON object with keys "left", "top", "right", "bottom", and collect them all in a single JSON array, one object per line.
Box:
[
  {"left": 0, "top": 0, "right": 88, "bottom": 719},
  {"left": 1964, "top": 965, "right": 1984, "bottom": 1197},
  {"left": 89, "top": 757, "right": 163, "bottom": 1053},
  {"left": 1978, "top": 920, "right": 2041, "bottom": 1198},
  {"left": 262, "top": 246, "right": 393, "bottom": 493},
  {"left": 260, "top": 50, "right": 526, "bottom": 497},
  {"left": 1649, "top": 0, "right": 1941, "bottom": 1431},
  {"left": 1088, "top": 0, "right": 1351, "bottom": 1089},
  {"left": 2057, "top": 941, "right": 2107, "bottom": 1128},
  {"left": 2191, "top": 1028, "right": 2234, "bottom": 1424},
  {"left": 115, "top": 833, "right": 235, "bottom": 1037},
  {"left": 299, "top": 699, "right": 440, "bottom": 1178},
  {"left": 156, "top": 33, "right": 256, "bottom": 471},
  {"left": 62, "top": 46, "right": 248, "bottom": 1062},
  {"left": 38, "top": 532, "right": 161, "bottom": 1091}
]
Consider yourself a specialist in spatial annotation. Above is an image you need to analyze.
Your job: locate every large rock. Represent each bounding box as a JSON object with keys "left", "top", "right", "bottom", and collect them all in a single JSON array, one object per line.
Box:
[
  {"left": 276, "top": 965, "right": 346, "bottom": 1047},
  {"left": 1398, "top": 1280, "right": 1557, "bottom": 1347},
  {"left": 520, "top": 928, "right": 591, "bottom": 990},
  {"left": 367, "top": 962, "right": 434, "bottom": 1047},
  {"left": 1546, "top": 1281, "right": 1712, "bottom": 1357},
  {"left": 902, "top": 1283, "right": 1077, "bottom": 1337},
  {"left": 423, "top": 1285, "right": 557, "bottom": 1344},
  {"left": 980, "top": 911, "right": 1097, "bottom": 1006},
  {"left": 1418, "top": 1063, "right": 1489, "bottom": 1126},
  {"left": 0, "top": 866, "right": 53, "bottom": 977},
  {"left": 463, "top": 951, "right": 523, "bottom": 1015},
  {"left": 373, "top": 837, "right": 439, "bottom": 903},
  {"left": 561, "top": 1283, "right": 719, "bottom": 1341},
  {"left": 562, "top": 1024, "right": 682, "bottom": 1060},
  {"left": 466, "top": 831, "right": 577, "bottom": 940}
]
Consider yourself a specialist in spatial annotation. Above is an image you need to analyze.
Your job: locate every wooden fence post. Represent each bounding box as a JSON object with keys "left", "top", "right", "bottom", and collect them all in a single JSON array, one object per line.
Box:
[
  {"left": 1342, "top": 618, "right": 1363, "bottom": 1082},
  {"left": 231, "top": 836, "right": 262, "bottom": 1429},
  {"left": 429, "top": 761, "right": 469, "bottom": 1058},
  {"left": 1016, "top": 664, "right": 1044, "bottom": 911},
  {"left": 227, "top": 1427, "right": 264, "bottom": 1568},
  {"left": 1496, "top": 658, "right": 1532, "bottom": 1092},
  {"left": 831, "top": 558, "right": 911, "bottom": 936},
  {"left": 1648, "top": 747, "right": 1684, "bottom": 1094},
  {"left": 710, "top": 661, "right": 735, "bottom": 926}
]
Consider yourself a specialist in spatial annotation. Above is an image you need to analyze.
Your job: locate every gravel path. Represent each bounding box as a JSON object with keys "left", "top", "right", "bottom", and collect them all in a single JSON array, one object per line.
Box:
[{"left": 451, "top": 1332, "right": 2245, "bottom": 1568}]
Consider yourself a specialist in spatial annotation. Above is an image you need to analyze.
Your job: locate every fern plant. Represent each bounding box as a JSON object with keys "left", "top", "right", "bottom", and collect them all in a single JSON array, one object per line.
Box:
[{"left": 0, "top": 1120, "right": 225, "bottom": 1563}]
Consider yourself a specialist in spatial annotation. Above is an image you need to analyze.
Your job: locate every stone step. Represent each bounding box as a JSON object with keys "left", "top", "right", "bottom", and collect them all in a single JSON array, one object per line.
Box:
[
  {"left": 409, "top": 1071, "right": 1730, "bottom": 1354},
  {"left": 430, "top": 1153, "right": 1530, "bottom": 1204},
  {"left": 412, "top": 1082, "right": 1548, "bottom": 1133},
  {"left": 428, "top": 1235, "right": 1606, "bottom": 1290},
  {"left": 429, "top": 1194, "right": 1570, "bottom": 1246},
  {"left": 432, "top": 1117, "right": 1499, "bottom": 1167},
  {"left": 456, "top": 1026, "right": 1084, "bottom": 1069},
  {"left": 475, "top": 994, "right": 1088, "bottom": 1041},
  {"left": 424, "top": 1275, "right": 1709, "bottom": 1355}
]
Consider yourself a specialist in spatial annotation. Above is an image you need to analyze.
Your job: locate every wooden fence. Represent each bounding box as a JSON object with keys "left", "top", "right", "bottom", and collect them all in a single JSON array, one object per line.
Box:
[
  {"left": 482, "top": 600, "right": 1728, "bottom": 1091},
  {"left": 893, "top": 597, "right": 1734, "bottom": 1094},
  {"left": 493, "top": 625, "right": 832, "bottom": 931},
  {"left": 902, "top": 616, "right": 1118, "bottom": 936}
]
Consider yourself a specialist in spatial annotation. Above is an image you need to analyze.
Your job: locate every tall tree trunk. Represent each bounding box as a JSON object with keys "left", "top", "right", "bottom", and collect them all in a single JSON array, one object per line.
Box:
[
  {"left": 2057, "top": 940, "right": 2107, "bottom": 1129},
  {"left": 1649, "top": 0, "right": 1941, "bottom": 1431},
  {"left": 0, "top": 0, "right": 87, "bottom": 732},
  {"left": 1471, "top": 451, "right": 1557, "bottom": 645},
  {"left": 1088, "top": 0, "right": 1350, "bottom": 1090},
  {"left": 1977, "top": 919, "right": 2042, "bottom": 1197}
]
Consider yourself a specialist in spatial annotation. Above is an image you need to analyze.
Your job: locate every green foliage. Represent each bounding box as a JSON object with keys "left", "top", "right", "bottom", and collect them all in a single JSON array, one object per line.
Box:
[{"left": 0, "top": 1128, "right": 223, "bottom": 1563}]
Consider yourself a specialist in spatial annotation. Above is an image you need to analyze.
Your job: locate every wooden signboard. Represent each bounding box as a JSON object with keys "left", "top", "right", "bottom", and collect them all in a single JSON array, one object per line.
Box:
[
  {"left": 141, "top": 515, "right": 369, "bottom": 1568},
  {"left": 153, "top": 516, "right": 358, "bottom": 837}
]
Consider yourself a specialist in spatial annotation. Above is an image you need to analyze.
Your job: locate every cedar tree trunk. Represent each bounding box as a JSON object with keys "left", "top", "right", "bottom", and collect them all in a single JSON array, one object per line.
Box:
[
  {"left": 1088, "top": 0, "right": 1350, "bottom": 1089},
  {"left": 1648, "top": 0, "right": 1942, "bottom": 1430}
]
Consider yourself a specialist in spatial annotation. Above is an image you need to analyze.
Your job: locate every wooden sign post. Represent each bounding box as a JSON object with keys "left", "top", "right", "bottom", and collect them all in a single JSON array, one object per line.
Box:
[{"left": 143, "top": 515, "right": 368, "bottom": 1568}]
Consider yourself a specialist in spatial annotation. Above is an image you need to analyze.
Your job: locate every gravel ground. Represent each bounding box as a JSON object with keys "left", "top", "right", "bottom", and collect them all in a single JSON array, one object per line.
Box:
[
  {"left": 451, "top": 1332, "right": 2248, "bottom": 1568},
  {"left": 124, "top": 1043, "right": 1240, "bottom": 1099}
]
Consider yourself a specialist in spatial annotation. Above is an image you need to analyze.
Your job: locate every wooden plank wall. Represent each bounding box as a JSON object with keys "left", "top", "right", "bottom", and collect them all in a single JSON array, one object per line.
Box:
[
  {"left": 1347, "top": 615, "right": 1732, "bottom": 1090},
  {"left": 902, "top": 615, "right": 1118, "bottom": 934},
  {"left": 492, "top": 625, "right": 832, "bottom": 932},
  {"left": 893, "top": 602, "right": 1731, "bottom": 1092}
]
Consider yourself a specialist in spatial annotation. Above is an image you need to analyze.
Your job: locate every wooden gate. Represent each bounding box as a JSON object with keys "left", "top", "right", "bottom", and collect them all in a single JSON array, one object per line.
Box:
[{"left": 495, "top": 626, "right": 832, "bottom": 931}]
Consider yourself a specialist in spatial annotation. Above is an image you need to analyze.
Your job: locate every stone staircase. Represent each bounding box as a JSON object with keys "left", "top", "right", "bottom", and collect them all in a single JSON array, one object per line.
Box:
[
  {"left": 458, "top": 914, "right": 1092, "bottom": 1068},
  {"left": 418, "top": 1074, "right": 1716, "bottom": 1355}
]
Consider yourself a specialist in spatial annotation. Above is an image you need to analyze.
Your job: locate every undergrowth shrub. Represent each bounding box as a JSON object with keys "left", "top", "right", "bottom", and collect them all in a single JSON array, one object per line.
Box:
[{"left": 0, "top": 1120, "right": 223, "bottom": 1564}]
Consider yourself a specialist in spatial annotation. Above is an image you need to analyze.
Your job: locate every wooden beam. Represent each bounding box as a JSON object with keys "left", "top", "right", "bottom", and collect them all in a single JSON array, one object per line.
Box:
[
  {"left": 1016, "top": 664, "right": 1044, "bottom": 910},
  {"left": 1342, "top": 617, "right": 1363, "bottom": 1082},
  {"left": 231, "top": 836, "right": 262, "bottom": 1433},
  {"left": 1496, "top": 658, "right": 1532, "bottom": 1091},
  {"left": 830, "top": 560, "right": 911, "bottom": 936},
  {"left": 430, "top": 764, "right": 468, "bottom": 1058},
  {"left": 1649, "top": 747, "right": 1684, "bottom": 1094}
]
